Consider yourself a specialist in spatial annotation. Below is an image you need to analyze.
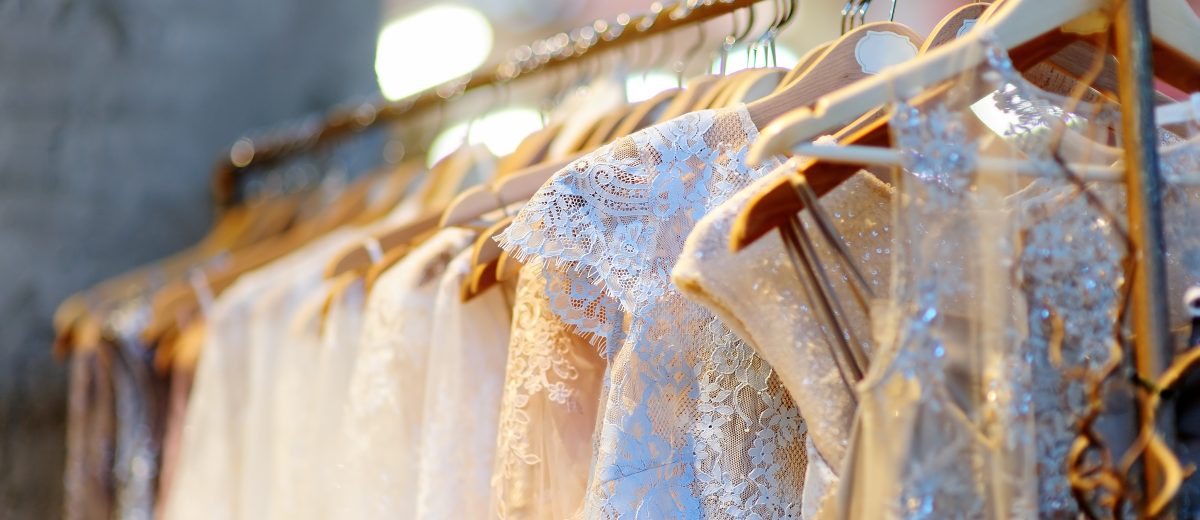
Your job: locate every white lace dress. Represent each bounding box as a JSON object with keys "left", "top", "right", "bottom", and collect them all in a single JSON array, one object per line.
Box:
[
  {"left": 498, "top": 105, "right": 809, "bottom": 518},
  {"left": 673, "top": 169, "right": 895, "bottom": 517},
  {"left": 414, "top": 248, "right": 513, "bottom": 519},
  {"left": 335, "top": 227, "right": 474, "bottom": 519},
  {"left": 489, "top": 261, "right": 607, "bottom": 519}
]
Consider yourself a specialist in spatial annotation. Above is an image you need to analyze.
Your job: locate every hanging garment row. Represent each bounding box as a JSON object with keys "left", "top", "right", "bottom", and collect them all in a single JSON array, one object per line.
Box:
[{"left": 57, "top": 0, "right": 1200, "bottom": 518}]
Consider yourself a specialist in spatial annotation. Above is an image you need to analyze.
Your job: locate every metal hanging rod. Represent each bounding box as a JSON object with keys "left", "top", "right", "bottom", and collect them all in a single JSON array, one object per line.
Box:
[{"left": 211, "top": 0, "right": 769, "bottom": 206}]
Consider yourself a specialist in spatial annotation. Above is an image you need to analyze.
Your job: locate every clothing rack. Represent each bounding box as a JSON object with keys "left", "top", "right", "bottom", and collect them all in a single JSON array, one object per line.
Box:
[
  {"left": 210, "top": 0, "right": 770, "bottom": 207},
  {"left": 1115, "top": 0, "right": 1176, "bottom": 513}
]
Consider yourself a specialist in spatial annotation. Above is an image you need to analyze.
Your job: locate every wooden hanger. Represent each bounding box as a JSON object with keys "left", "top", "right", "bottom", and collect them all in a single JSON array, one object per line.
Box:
[
  {"left": 360, "top": 224, "right": 443, "bottom": 292},
  {"left": 693, "top": 69, "right": 759, "bottom": 110},
  {"left": 495, "top": 121, "right": 562, "bottom": 177},
  {"left": 438, "top": 154, "right": 579, "bottom": 230},
  {"left": 349, "top": 159, "right": 426, "bottom": 227},
  {"left": 324, "top": 209, "right": 443, "bottom": 278},
  {"left": 731, "top": 1, "right": 1063, "bottom": 251},
  {"left": 580, "top": 104, "right": 637, "bottom": 151},
  {"left": 747, "top": 0, "right": 1200, "bottom": 166},
  {"left": 657, "top": 74, "right": 721, "bottom": 121},
  {"left": 460, "top": 215, "right": 515, "bottom": 300},
  {"left": 777, "top": 42, "right": 832, "bottom": 89},
  {"left": 141, "top": 172, "right": 375, "bottom": 344},
  {"left": 730, "top": 0, "right": 1200, "bottom": 251},
  {"left": 611, "top": 88, "right": 682, "bottom": 137},
  {"left": 722, "top": 67, "right": 788, "bottom": 106},
  {"left": 745, "top": 21, "right": 925, "bottom": 129}
]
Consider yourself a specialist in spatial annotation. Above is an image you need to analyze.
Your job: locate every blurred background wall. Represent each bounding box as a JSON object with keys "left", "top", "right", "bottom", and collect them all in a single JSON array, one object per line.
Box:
[{"left": 0, "top": 0, "right": 381, "bottom": 516}]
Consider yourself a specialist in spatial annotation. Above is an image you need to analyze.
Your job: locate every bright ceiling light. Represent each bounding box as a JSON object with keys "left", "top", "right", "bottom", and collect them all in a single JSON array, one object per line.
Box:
[{"left": 375, "top": 5, "right": 494, "bottom": 100}]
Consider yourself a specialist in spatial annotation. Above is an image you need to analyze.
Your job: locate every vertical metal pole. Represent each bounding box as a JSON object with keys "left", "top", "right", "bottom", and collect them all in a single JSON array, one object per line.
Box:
[{"left": 1113, "top": 0, "right": 1175, "bottom": 514}]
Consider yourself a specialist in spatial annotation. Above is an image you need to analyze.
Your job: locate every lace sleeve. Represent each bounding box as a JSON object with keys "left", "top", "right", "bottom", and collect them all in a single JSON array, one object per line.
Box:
[
  {"left": 497, "top": 108, "right": 772, "bottom": 353},
  {"left": 495, "top": 136, "right": 645, "bottom": 353}
]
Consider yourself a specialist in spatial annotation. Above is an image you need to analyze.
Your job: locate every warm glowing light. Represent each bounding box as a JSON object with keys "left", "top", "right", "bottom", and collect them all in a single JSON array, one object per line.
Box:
[
  {"left": 625, "top": 70, "right": 679, "bottom": 103},
  {"left": 426, "top": 108, "right": 544, "bottom": 168},
  {"left": 375, "top": 5, "right": 494, "bottom": 100}
]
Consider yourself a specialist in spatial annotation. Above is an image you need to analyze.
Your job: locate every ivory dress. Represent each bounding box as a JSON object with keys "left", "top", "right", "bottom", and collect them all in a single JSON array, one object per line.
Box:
[
  {"left": 414, "top": 248, "right": 513, "bottom": 519},
  {"left": 336, "top": 227, "right": 474, "bottom": 518}
]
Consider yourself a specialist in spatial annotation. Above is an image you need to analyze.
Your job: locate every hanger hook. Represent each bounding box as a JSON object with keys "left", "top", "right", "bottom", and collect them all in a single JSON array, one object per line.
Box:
[
  {"left": 840, "top": 0, "right": 855, "bottom": 35},
  {"left": 856, "top": 0, "right": 871, "bottom": 29},
  {"left": 889, "top": 0, "right": 897, "bottom": 22}
]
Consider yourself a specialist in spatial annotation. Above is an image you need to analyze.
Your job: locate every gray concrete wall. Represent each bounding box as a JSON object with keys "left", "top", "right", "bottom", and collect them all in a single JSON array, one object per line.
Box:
[{"left": 0, "top": 0, "right": 380, "bottom": 517}]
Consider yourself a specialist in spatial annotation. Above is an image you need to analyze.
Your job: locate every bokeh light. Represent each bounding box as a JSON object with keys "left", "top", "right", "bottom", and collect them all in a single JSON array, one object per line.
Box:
[
  {"left": 376, "top": 5, "right": 495, "bottom": 100},
  {"left": 427, "top": 107, "right": 544, "bottom": 167}
]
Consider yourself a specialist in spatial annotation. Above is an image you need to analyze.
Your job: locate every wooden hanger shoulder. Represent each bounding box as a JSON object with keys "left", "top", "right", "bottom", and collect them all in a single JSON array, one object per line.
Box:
[
  {"left": 657, "top": 74, "right": 720, "bottom": 122},
  {"left": 746, "top": 21, "right": 925, "bottom": 131},
  {"left": 582, "top": 104, "right": 636, "bottom": 151},
  {"left": 725, "top": 67, "right": 788, "bottom": 106},
  {"left": 747, "top": 0, "right": 1110, "bottom": 165},
  {"left": 612, "top": 88, "right": 681, "bottom": 138},
  {"left": 495, "top": 121, "right": 562, "bottom": 178},
  {"left": 326, "top": 209, "right": 443, "bottom": 278},
  {"left": 461, "top": 216, "right": 515, "bottom": 301},
  {"left": 777, "top": 41, "right": 833, "bottom": 90},
  {"left": 693, "top": 69, "right": 752, "bottom": 110}
]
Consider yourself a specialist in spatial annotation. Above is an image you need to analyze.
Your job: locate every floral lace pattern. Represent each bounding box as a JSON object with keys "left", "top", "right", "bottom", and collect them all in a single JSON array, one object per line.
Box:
[
  {"left": 673, "top": 168, "right": 895, "bottom": 516},
  {"left": 497, "top": 105, "right": 808, "bottom": 518},
  {"left": 490, "top": 262, "right": 605, "bottom": 519}
]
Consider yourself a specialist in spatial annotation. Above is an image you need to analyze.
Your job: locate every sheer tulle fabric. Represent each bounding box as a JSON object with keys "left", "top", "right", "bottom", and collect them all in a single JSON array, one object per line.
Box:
[
  {"left": 414, "top": 249, "right": 512, "bottom": 519},
  {"left": 489, "top": 261, "right": 606, "bottom": 519},
  {"left": 164, "top": 231, "right": 354, "bottom": 520},
  {"left": 673, "top": 169, "right": 894, "bottom": 516},
  {"left": 832, "top": 40, "right": 1036, "bottom": 519},
  {"left": 497, "top": 106, "right": 809, "bottom": 518},
  {"left": 336, "top": 228, "right": 474, "bottom": 519}
]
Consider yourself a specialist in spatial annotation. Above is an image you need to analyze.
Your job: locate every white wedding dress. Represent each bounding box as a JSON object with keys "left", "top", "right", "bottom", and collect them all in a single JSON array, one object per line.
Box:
[{"left": 335, "top": 227, "right": 474, "bottom": 519}]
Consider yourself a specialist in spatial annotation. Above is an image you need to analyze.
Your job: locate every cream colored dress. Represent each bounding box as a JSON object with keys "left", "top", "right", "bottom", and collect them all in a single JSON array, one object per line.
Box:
[
  {"left": 673, "top": 170, "right": 895, "bottom": 518},
  {"left": 414, "top": 248, "right": 513, "bottom": 519},
  {"left": 336, "top": 228, "right": 475, "bottom": 519},
  {"left": 488, "top": 261, "right": 607, "bottom": 519}
]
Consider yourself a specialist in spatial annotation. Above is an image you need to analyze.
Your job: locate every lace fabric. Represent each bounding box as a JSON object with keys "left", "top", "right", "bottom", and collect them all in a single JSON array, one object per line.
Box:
[
  {"left": 414, "top": 248, "right": 513, "bottom": 519},
  {"left": 336, "top": 227, "right": 474, "bottom": 519},
  {"left": 673, "top": 169, "right": 895, "bottom": 516},
  {"left": 489, "top": 261, "right": 606, "bottom": 519},
  {"left": 497, "top": 105, "right": 809, "bottom": 518}
]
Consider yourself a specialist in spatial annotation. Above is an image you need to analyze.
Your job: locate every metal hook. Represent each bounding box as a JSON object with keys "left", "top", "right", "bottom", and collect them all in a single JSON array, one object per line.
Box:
[
  {"left": 889, "top": 0, "right": 897, "bottom": 22},
  {"left": 840, "top": 0, "right": 855, "bottom": 35},
  {"left": 856, "top": 0, "right": 871, "bottom": 29}
]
